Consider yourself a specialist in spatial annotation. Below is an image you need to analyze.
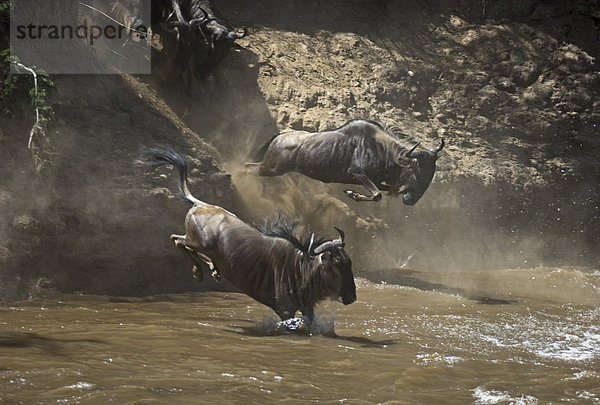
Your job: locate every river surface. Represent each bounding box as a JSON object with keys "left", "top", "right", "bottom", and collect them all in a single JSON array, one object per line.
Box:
[{"left": 2, "top": 266, "right": 599, "bottom": 404}]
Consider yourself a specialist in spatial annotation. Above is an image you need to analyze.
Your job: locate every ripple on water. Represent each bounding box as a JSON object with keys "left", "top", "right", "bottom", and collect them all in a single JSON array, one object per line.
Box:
[
  {"left": 65, "top": 382, "right": 95, "bottom": 390},
  {"left": 415, "top": 352, "right": 464, "bottom": 366},
  {"left": 415, "top": 306, "right": 600, "bottom": 364},
  {"left": 2, "top": 275, "right": 599, "bottom": 403},
  {"left": 472, "top": 386, "right": 538, "bottom": 404}
]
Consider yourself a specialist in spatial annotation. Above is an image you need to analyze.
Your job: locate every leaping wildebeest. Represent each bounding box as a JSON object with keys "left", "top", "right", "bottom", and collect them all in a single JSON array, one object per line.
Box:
[
  {"left": 145, "top": 147, "right": 356, "bottom": 327},
  {"left": 247, "top": 119, "right": 445, "bottom": 204}
]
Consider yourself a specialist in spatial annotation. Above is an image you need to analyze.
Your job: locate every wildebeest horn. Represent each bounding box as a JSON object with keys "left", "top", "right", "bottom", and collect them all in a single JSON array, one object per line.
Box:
[
  {"left": 228, "top": 27, "right": 248, "bottom": 40},
  {"left": 314, "top": 241, "right": 334, "bottom": 254},
  {"left": 307, "top": 233, "right": 315, "bottom": 254},
  {"left": 189, "top": 8, "right": 209, "bottom": 27},
  {"left": 430, "top": 138, "right": 445, "bottom": 155},
  {"left": 167, "top": 21, "right": 189, "bottom": 29},
  {"left": 189, "top": 18, "right": 206, "bottom": 27},
  {"left": 405, "top": 142, "right": 420, "bottom": 158},
  {"left": 314, "top": 228, "right": 345, "bottom": 254}
]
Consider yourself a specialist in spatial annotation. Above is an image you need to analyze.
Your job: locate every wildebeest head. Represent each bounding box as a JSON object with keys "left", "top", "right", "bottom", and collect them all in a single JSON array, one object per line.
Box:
[
  {"left": 310, "top": 227, "right": 356, "bottom": 305},
  {"left": 261, "top": 217, "right": 357, "bottom": 309},
  {"left": 400, "top": 139, "right": 445, "bottom": 205}
]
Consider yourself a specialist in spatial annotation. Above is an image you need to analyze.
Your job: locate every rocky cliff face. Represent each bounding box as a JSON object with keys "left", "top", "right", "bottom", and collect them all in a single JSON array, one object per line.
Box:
[
  {"left": 215, "top": 0, "right": 599, "bottom": 271},
  {"left": 1, "top": 74, "right": 233, "bottom": 298},
  {"left": 1, "top": 0, "right": 599, "bottom": 298}
]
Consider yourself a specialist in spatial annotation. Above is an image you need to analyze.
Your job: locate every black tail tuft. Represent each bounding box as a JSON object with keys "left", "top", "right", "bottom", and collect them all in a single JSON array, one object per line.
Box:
[{"left": 143, "top": 146, "right": 191, "bottom": 203}]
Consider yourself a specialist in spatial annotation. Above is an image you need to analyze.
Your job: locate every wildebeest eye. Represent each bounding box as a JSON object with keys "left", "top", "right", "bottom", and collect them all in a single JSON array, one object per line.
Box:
[{"left": 332, "top": 252, "right": 346, "bottom": 264}]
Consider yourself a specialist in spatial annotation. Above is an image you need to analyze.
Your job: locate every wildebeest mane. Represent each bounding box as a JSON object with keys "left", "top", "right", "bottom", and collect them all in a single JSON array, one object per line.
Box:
[
  {"left": 338, "top": 118, "right": 417, "bottom": 153},
  {"left": 336, "top": 118, "right": 385, "bottom": 131},
  {"left": 256, "top": 213, "right": 327, "bottom": 255},
  {"left": 379, "top": 120, "right": 411, "bottom": 139},
  {"left": 336, "top": 118, "right": 408, "bottom": 139}
]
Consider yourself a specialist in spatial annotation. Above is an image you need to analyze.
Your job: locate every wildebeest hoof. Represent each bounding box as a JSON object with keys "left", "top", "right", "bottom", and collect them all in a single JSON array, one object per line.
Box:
[
  {"left": 192, "top": 266, "right": 203, "bottom": 281},
  {"left": 345, "top": 189, "right": 372, "bottom": 201},
  {"left": 171, "top": 236, "right": 184, "bottom": 247},
  {"left": 345, "top": 189, "right": 359, "bottom": 200}
]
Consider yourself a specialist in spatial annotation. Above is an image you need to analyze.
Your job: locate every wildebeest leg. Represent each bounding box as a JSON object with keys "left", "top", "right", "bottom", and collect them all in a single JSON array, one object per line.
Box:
[
  {"left": 170, "top": 234, "right": 220, "bottom": 282},
  {"left": 243, "top": 162, "right": 261, "bottom": 175},
  {"left": 171, "top": 234, "right": 205, "bottom": 281},
  {"left": 191, "top": 251, "right": 221, "bottom": 282},
  {"left": 344, "top": 167, "right": 383, "bottom": 202},
  {"left": 257, "top": 165, "right": 283, "bottom": 177},
  {"left": 243, "top": 161, "right": 282, "bottom": 177},
  {"left": 184, "top": 70, "right": 193, "bottom": 96},
  {"left": 301, "top": 306, "right": 314, "bottom": 326},
  {"left": 275, "top": 308, "right": 295, "bottom": 322}
]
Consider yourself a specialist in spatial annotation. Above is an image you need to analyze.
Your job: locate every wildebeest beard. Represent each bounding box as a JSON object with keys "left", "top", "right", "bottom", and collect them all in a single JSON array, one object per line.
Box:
[{"left": 255, "top": 215, "right": 354, "bottom": 310}]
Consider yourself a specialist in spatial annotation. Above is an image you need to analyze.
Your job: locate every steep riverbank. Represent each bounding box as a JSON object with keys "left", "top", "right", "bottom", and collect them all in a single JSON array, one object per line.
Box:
[
  {"left": 207, "top": 0, "right": 600, "bottom": 271},
  {"left": 1, "top": 0, "right": 599, "bottom": 298}
]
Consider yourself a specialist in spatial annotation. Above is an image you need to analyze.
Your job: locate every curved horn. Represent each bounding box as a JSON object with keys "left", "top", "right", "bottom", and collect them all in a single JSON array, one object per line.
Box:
[
  {"left": 307, "top": 233, "right": 315, "bottom": 254},
  {"left": 189, "top": 8, "right": 209, "bottom": 27},
  {"left": 167, "top": 21, "right": 189, "bottom": 29},
  {"left": 314, "top": 241, "right": 335, "bottom": 254},
  {"left": 405, "top": 142, "right": 420, "bottom": 158},
  {"left": 228, "top": 27, "right": 248, "bottom": 41},
  {"left": 430, "top": 138, "right": 445, "bottom": 155},
  {"left": 189, "top": 18, "right": 206, "bottom": 27},
  {"left": 314, "top": 228, "right": 345, "bottom": 254}
]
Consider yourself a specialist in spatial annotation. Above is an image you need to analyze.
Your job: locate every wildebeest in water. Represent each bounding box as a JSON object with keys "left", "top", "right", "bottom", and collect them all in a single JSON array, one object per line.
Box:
[
  {"left": 145, "top": 147, "right": 357, "bottom": 328},
  {"left": 247, "top": 119, "right": 445, "bottom": 204}
]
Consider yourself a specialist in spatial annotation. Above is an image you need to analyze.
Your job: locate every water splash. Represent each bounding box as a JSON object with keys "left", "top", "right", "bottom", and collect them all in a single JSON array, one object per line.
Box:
[
  {"left": 472, "top": 386, "right": 538, "bottom": 405},
  {"left": 252, "top": 311, "right": 337, "bottom": 336}
]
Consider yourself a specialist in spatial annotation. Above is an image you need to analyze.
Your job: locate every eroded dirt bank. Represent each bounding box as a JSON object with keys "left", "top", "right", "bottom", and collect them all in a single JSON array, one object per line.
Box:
[
  {"left": 1, "top": 0, "right": 599, "bottom": 298},
  {"left": 175, "top": 0, "right": 600, "bottom": 271},
  {"left": 0, "top": 74, "right": 233, "bottom": 298}
]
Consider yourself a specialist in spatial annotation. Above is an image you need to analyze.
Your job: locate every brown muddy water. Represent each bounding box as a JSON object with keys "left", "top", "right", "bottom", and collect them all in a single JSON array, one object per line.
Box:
[{"left": 1, "top": 266, "right": 599, "bottom": 404}]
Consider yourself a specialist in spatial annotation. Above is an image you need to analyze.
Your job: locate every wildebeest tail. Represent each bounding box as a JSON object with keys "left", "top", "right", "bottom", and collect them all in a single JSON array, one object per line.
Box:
[
  {"left": 144, "top": 146, "right": 202, "bottom": 206},
  {"left": 251, "top": 132, "right": 282, "bottom": 162}
]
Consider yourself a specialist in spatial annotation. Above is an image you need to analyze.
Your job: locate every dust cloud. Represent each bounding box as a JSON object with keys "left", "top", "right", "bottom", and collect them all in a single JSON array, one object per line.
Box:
[
  {"left": 225, "top": 142, "right": 596, "bottom": 284},
  {"left": 2, "top": 0, "right": 599, "bottom": 300}
]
